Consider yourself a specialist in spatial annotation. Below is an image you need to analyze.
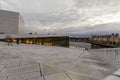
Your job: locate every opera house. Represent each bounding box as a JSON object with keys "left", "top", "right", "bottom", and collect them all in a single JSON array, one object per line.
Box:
[
  {"left": 0, "top": 10, "right": 69, "bottom": 47},
  {"left": 0, "top": 9, "right": 120, "bottom": 80}
]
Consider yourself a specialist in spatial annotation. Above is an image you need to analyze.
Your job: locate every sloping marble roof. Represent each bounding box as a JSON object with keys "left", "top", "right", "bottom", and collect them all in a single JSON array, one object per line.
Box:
[{"left": 0, "top": 42, "right": 116, "bottom": 80}]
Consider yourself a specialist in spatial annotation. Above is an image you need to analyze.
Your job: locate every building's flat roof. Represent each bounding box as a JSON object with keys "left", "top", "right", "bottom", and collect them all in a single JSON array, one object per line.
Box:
[
  {"left": 0, "top": 34, "right": 68, "bottom": 39},
  {"left": 0, "top": 42, "right": 115, "bottom": 80},
  {"left": 0, "top": 9, "right": 19, "bottom": 14}
]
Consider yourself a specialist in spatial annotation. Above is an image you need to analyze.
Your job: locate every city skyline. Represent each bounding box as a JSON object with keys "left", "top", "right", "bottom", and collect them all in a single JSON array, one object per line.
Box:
[{"left": 1, "top": 0, "right": 120, "bottom": 35}]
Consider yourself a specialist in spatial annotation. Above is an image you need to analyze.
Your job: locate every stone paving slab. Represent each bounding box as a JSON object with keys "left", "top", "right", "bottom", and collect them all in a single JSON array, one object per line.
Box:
[
  {"left": 3, "top": 58, "right": 21, "bottom": 68},
  {"left": 7, "top": 71, "right": 42, "bottom": 80},
  {"left": 20, "top": 58, "right": 38, "bottom": 66},
  {"left": 45, "top": 72, "right": 70, "bottom": 80},
  {"left": 0, "top": 64, "right": 40, "bottom": 77},
  {"left": 0, "top": 77, "right": 6, "bottom": 80},
  {"left": 27, "top": 77, "right": 43, "bottom": 80},
  {"left": 68, "top": 72, "right": 99, "bottom": 80},
  {"left": 103, "top": 75, "right": 120, "bottom": 80},
  {"left": 114, "top": 69, "right": 120, "bottom": 75},
  {"left": 0, "top": 65, "right": 6, "bottom": 72},
  {"left": 42, "top": 64, "right": 62, "bottom": 76}
]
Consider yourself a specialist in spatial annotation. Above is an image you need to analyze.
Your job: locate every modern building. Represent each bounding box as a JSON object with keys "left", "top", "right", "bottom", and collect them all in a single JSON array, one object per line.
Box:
[
  {"left": 11, "top": 35, "right": 69, "bottom": 47},
  {"left": 0, "top": 10, "right": 69, "bottom": 47},
  {"left": 0, "top": 10, "right": 24, "bottom": 34},
  {"left": 0, "top": 34, "right": 69, "bottom": 47}
]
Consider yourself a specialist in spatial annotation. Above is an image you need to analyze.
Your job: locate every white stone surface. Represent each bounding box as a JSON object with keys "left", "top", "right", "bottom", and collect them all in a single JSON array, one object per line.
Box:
[
  {"left": 114, "top": 69, "right": 120, "bottom": 75},
  {"left": 0, "top": 42, "right": 117, "bottom": 80},
  {"left": 103, "top": 76, "right": 120, "bottom": 80}
]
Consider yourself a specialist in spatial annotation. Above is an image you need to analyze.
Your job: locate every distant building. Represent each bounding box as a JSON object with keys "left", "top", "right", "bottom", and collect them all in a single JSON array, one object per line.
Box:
[
  {"left": 91, "top": 33, "right": 120, "bottom": 45},
  {"left": 69, "top": 37, "right": 90, "bottom": 42},
  {"left": 0, "top": 10, "right": 24, "bottom": 34}
]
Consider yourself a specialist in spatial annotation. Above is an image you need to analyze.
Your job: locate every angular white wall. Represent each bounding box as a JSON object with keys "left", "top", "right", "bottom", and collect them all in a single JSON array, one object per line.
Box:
[
  {"left": 0, "top": 10, "right": 24, "bottom": 34},
  {"left": 18, "top": 15, "right": 25, "bottom": 34},
  {"left": 88, "top": 48, "right": 120, "bottom": 70}
]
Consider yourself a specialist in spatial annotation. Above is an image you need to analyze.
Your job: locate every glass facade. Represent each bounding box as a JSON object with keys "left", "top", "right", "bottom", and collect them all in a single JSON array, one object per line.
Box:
[{"left": 7, "top": 36, "right": 69, "bottom": 47}]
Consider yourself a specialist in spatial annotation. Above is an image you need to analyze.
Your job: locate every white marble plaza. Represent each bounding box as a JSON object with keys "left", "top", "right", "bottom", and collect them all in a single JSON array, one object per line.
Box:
[{"left": 0, "top": 42, "right": 119, "bottom": 80}]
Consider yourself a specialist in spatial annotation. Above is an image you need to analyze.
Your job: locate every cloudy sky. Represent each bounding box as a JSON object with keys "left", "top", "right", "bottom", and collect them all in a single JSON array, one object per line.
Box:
[{"left": 1, "top": 0, "right": 120, "bottom": 35}]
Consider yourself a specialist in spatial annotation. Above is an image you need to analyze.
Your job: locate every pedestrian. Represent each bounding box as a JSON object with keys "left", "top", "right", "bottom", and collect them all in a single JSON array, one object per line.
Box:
[
  {"left": 6, "top": 35, "right": 13, "bottom": 46},
  {"left": 85, "top": 48, "right": 88, "bottom": 50},
  {"left": 16, "top": 38, "right": 19, "bottom": 45}
]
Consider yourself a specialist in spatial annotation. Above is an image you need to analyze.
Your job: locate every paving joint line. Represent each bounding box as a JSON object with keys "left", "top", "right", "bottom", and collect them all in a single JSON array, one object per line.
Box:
[
  {"left": 39, "top": 63, "right": 43, "bottom": 77},
  {"left": 63, "top": 70, "right": 72, "bottom": 80},
  {"left": 112, "top": 74, "right": 120, "bottom": 78}
]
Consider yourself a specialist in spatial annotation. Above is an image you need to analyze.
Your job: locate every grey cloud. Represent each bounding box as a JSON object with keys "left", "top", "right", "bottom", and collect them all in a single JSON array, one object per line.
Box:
[
  {"left": 56, "top": 23, "right": 120, "bottom": 35},
  {"left": 24, "top": 8, "right": 80, "bottom": 25},
  {"left": 2, "top": 0, "right": 78, "bottom": 24},
  {"left": 74, "top": 0, "right": 120, "bottom": 8},
  {"left": 1, "top": 0, "right": 120, "bottom": 34}
]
